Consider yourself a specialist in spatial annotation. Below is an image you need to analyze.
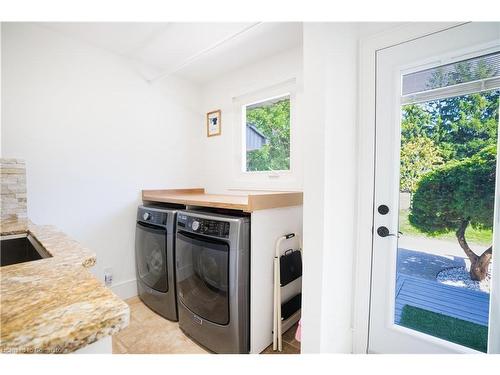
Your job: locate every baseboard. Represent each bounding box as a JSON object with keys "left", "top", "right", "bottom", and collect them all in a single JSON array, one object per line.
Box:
[{"left": 111, "top": 278, "right": 138, "bottom": 300}]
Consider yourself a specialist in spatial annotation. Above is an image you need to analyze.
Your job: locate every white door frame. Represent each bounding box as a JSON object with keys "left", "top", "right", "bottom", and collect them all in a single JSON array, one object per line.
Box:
[{"left": 352, "top": 22, "right": 470, "bottom": 354}]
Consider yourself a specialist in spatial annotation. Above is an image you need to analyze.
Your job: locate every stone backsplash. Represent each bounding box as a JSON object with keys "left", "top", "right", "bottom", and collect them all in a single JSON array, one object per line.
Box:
[{"left": 1, "top": 158, "right": 27, "bottom": 222}]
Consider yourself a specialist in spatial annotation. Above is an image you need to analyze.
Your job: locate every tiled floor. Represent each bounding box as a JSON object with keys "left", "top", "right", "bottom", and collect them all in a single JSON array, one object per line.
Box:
[
  {"left": 112, "top": 296, "right": 207, "bottom": 354},
  {"left": 112, "top": 296, "right": 300, "bottom": 354},
  {"left": 260, "top": 324, "right": 301, "bottom": 354}
]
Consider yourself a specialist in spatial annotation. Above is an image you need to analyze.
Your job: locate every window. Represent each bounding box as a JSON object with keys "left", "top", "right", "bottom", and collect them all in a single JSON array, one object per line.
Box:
[
  {"left": 394, "top": 51, "right": 500, "bottom": 352},
  {"left": 242, "top": 94, "right": 291, "bottom": 172}
]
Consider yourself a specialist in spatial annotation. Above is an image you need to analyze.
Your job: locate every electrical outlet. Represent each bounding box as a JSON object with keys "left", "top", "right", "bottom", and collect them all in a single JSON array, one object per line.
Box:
[{"left": 104, "top": 268, "right": 113, "bottom": 287}]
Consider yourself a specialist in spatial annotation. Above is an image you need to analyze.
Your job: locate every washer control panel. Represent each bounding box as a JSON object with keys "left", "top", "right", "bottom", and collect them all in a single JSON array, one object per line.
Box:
[
  {"left": 137, "top": 207, "right": 168, "bottom": 226},
  {"left": 177, "top": 214, "right": 230, "bottom": 238}
]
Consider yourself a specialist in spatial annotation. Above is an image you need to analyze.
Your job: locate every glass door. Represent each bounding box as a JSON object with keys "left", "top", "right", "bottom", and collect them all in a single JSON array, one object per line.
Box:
[
  {"left": 369, "top": 22, "right": 500, "bottom": 354},
  {"left": 176, "top": 231, "right": 230, "bottom": 325},
  {"left": 135, "top": 222, "right": 168, "bottom": 292}
]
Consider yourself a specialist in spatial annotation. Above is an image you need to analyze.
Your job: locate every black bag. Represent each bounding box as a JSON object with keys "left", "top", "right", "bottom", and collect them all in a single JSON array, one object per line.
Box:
[
  {"left": 280, "top": 249, "right": 302, "bottom": 287},
  {"left": 281, "top": 293, "right": 302, "bottom": 320}
]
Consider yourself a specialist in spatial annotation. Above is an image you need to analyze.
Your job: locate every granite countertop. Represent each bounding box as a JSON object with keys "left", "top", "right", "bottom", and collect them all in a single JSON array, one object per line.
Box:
[{"left": 0, "top": 219, "right": 129, "bottom": 353}]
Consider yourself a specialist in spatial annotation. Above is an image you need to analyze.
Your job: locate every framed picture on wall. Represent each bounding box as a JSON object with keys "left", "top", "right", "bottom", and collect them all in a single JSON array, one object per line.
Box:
[{"left": 206, "top": 110, "right": 221, "bottom": 137}]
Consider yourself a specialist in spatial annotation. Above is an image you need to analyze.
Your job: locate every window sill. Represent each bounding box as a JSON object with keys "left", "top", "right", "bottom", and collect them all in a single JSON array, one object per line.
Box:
[{"left": 243, "top": 170, "right": 292, "bottom": 178}]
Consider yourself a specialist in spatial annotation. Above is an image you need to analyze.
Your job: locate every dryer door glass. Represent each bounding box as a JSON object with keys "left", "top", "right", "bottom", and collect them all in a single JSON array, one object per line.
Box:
[
  {"left": 176, "top": 231, "right": 230, "bottom": 325},
  {"left": 135, "top": 222, "right": 168, "bottom": 292}
]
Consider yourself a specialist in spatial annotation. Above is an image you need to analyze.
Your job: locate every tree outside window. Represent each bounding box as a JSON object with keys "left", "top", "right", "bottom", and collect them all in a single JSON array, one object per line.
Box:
[{"left": 244, "top": 95, "right": 290, "bottom": 172}]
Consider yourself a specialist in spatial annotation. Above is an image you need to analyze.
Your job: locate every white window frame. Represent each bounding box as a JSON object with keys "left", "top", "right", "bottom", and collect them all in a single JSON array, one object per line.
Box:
[
  {"left": 241, "top": 93, "right": 292, "bottom": 174},
  {"left": 231, "top": 78, "right": 300, "bottom": 190}
]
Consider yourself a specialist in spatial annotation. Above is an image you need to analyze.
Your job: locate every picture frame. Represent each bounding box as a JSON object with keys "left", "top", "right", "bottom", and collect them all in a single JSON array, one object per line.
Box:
[{"left": 206, "top": 109, "right": 221, "bottom": 137}]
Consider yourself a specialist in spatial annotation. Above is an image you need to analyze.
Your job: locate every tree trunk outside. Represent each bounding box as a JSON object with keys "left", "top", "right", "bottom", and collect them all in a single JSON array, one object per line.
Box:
[{"left": 455, "top": 218, "right": 492, "bottom": 281}]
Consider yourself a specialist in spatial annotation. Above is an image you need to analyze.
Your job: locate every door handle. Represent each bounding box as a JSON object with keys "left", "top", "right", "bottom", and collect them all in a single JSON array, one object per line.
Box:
[{"left": 377, "top": 226, "right": 402, "bottom": 238}]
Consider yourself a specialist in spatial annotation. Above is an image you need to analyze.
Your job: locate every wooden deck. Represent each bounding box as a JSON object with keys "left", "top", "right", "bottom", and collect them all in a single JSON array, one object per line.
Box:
[{"left": 395, "top": 274, "right": 490, "bottom": 326}]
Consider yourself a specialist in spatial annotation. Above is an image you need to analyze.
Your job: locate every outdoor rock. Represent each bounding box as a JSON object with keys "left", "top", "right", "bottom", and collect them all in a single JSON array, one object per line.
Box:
[{"left": 437, "top": 266, "right": 491, "bottom": 293}]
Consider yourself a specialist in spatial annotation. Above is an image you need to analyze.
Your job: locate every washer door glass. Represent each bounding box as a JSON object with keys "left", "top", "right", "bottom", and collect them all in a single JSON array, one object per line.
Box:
[
  {"left": 135, "top": 222, "right": 168, "bottom": 292},
  {"left": 176, "top": 231, "right": 229, "bottom": 325}
]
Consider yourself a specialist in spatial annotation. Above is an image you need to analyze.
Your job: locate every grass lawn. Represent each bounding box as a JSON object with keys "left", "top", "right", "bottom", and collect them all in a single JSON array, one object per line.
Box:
[
  {"left": 399, "top": 305, "right": 488, "bottom": 352},
  {"left": 399, "top": 209, "right": 493, "bottom": 246}
]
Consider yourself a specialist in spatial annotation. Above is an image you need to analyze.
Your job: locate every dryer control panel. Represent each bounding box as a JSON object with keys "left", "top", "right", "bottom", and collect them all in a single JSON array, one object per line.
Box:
[
  {"left": 178, "top": 214, "right": 230, "bottom": 238},
  {"left": 137, "top": 206, "right": 168, "bottom": 227}
]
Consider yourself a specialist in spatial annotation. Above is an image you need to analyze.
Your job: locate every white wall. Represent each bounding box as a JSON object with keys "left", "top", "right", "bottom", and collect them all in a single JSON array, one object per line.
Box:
[
  {"left": 1, "top": 23, "right": 200, "bottom": 298},
  {"left": 300, "top": 23, "right": 359, "bottom": 353},
  {"left": 298, "top": 22, "right": 401, "bottom": 354},
  {"left": 197, "top": 47, "right": 304, "bottom": 192}
]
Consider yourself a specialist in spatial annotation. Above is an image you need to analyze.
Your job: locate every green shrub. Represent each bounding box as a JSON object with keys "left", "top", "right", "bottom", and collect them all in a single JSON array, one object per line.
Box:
[{"left": 409, "top": 145, "right": 497, "bottom": 234}]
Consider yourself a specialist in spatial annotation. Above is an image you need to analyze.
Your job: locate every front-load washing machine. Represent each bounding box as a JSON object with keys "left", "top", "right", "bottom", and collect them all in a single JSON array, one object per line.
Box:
[{"left": 175, "top": 210, "right": 250, "bottom": 353}]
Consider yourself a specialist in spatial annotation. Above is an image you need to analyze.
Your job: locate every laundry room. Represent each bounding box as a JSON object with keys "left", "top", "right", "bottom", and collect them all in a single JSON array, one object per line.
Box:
[
  {"left": 2, "top": 4, "right": 500, "bottom": 373},
  {"left": 1, "top": 21, "right": 308, "bottom": 355}
]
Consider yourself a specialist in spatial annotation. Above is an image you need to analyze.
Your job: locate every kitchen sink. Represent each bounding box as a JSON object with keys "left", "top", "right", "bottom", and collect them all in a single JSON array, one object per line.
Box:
[{"left": 0, "top": 234, "right": 52, "bottom": 267}]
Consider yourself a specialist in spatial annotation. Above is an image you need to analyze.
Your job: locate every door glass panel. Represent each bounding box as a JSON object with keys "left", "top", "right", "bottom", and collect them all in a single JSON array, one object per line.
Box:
[
  {"left": 395, "top": 54, "right": 499, "bottom": 352},
  {"left": 176, "top": 231, "right": 230, "bottom": 325},
  {"left": 135, "top": 223, "right": 168, "bottom": 292}
]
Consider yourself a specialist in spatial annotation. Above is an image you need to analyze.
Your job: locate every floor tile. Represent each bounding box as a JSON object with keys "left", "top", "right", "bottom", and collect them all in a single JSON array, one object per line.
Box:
[
  {"left": 113, "top": 296, "right": 207, "bottom": 354},
  {"left": 261, "top": 342, "right": 300, "bottom": 354},
  {"left": 282, "top": 323, "right": 301, "bottom": 349},
  {"left": 113, "top": 297, "right": 300, "bottom": 354},
  {"left": 112, "top": 337, "right": 128, "bottom": 354}
]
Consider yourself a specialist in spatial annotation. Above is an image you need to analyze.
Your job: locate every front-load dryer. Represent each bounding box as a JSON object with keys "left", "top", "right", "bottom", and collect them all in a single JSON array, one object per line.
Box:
[{"left": 135, "top": 204, "right": 182, "bottom": 321}]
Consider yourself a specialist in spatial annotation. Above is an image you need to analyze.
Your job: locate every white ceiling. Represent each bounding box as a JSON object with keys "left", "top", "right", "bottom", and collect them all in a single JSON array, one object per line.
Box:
[
  {"left": 40, "top": 22, "right": 303, "bottom": 84},
  {"left": 178, "top": 22, "right": 302, "bottom": 83}
]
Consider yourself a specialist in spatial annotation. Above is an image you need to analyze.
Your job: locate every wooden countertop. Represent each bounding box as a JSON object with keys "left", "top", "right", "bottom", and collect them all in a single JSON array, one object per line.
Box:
[{"left": 142, "top": 188, "right": 303, "bottom": 212}]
